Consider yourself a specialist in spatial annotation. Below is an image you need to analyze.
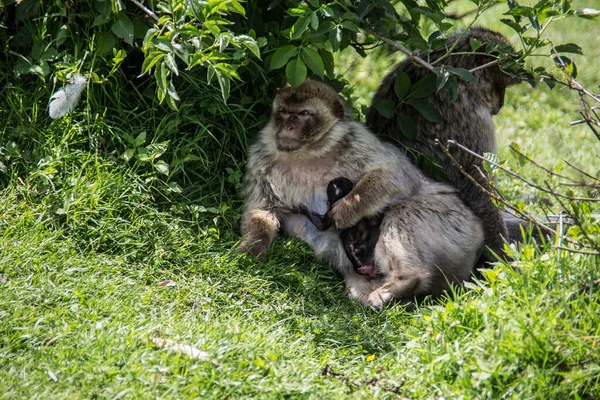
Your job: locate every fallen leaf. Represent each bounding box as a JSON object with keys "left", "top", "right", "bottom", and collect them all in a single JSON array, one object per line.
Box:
[
  {"left": 41, "top": 337, "right": 60, "bottom": 346},
  {"left": 47, "top": 370, "right": 58, "bottom": 382},
  {"left": 158, "top": 280, "right": 176, "bottom": 287},
  {"left": 151, "top": 332, "right": 209, "bottom": 361}
]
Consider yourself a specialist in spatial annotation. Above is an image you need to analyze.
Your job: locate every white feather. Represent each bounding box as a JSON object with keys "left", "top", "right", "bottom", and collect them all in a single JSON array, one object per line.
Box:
[{"left": 48, "top": 74, "right": 87, "bottom": 119}]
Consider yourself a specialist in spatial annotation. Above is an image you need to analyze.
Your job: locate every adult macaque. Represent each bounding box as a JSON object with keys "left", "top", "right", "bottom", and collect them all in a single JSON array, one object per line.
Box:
[
  {"left": 367, "top": 27, "right": 527, "bottom": 261},
  {"left": 240, "top": 80, "right": 483, "bottom": 308}
]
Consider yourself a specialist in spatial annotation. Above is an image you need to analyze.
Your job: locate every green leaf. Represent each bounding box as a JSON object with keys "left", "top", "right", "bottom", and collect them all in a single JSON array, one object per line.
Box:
[
  {"left": 500, "top": 19, "right": 523, "bottom": 33},
  {"left": 165, "top": 53, "right": 179, "bottom": 76},
  {"left": 111, "top": 13, "right": 134, "bottom": 45},
  {"left": 469, "top": 37, "right": 483, "bottom": 51},
  {"left": 134, "top": 131, "right": 147, "bottom": 147},
  {"left": 238, "top": 35, "right": 261, "bottom": 59},
  {"left": 286, "top": 58, "right": 307, "bottom": 88},
  {"left": 409, "top": 74, "right": 437, "bottom": 98},
  {"left": 406, "top": 98, "right": 440, "bottom": 123},
  {"left": 98, "top": 31, "right": 116, "bottom": 56},
  {"left": 329, "top": 26, "right": 342, "bottom": 52},
  {"left": 155, "top": 160, "right": 170, "bottom": 175},
  {"left": 309, "top": 13, "right": 319, "bottom": 30},
  {"left": 397, "top": 112, "right": 416, "bottom": 140},
  {"left": 301, "top": 47, "right": 324, "bottom": 78},
  {"left": 270, "top": 45, "right": 299, "bottom": 70},
  {"left": 215, "top": 69, "right": 230, "bottom": 101},
  {"left": 92, "top": 14, "right": 111, "bottom": 27},
  {"left": 319, "top": 49, "right": 334, "bottom": 77},
  {"left": 374, "top": 99, "right": 395, "bottom": 119},
  {"left": 448, "top": 67, "right": 476, "bottom": 84},
  {"left": 157, "top": 62, "right": 169, "bottom": 94},
  {"left": 141, "top": 51, "right": 165, "bottom": 74},
  {"left": 554, "top": 43, "right": 583, "bottom": 55},
  {"left": 436, "top": 68, "right": 450, "bottom": 91},
  {"left": 394, "top": 70, "right": 411, "bottom": 100},
  {"left": 291, "top": 16, "right": 310, "bottom": 40}
]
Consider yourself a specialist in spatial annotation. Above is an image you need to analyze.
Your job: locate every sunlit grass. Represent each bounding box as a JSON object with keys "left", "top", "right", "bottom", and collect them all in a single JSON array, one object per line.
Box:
[{"left": 2, "top": 2, "right": 600, "bottom": 398}]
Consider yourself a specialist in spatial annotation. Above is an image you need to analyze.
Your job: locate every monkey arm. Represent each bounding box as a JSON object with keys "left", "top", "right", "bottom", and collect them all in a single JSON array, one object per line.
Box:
[
  {"left": 239, "top": 208, "right": 280, "bottom": 258},
  {"left": 329, "top": 164, "right": 420, "bottom": 230}
]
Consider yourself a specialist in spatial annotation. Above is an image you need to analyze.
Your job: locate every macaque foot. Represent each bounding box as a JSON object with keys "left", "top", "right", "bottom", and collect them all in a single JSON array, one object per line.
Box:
[
  {"left": 365, "top": 289, "right": 395, "bottom": 311},
  {"left": 345, "top": 274, "right": 376, "bottom": 304}
]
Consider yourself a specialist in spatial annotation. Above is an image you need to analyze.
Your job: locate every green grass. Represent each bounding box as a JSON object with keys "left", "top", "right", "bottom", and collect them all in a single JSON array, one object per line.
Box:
[{"left": 2, "top": 3, "right": 600, "bottom": 399}]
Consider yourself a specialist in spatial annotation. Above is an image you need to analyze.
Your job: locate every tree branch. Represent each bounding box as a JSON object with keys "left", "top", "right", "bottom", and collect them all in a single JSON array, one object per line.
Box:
[
  {"left": 448, "top": 140, "right": 600, "bottom": 202},
  {"left": 363, "top": 27, "right": 437, "bottom": 74}
]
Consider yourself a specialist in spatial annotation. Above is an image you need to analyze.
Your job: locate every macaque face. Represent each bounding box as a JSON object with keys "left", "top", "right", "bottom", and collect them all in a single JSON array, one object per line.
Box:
[
  {"left": 270, "top": 80, "right": 345, "bottom": 153},
  {"left": 273, "top": 104, "right": 319, "bottom": 152}
]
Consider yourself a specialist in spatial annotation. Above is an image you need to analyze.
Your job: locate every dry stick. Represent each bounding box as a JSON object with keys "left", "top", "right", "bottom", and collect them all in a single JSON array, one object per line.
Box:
[
  {"left": 469, "top": 59, "right": 499, "bottom": 73},
  {"left": 434, "top": 139, "right": 589, "bottom": 249},
  {"left": 448, "top": 140, "right": 600, "bottom": 202},
  {"left": 559, "top": 182, "right": 600, "bottom": 188},
  {"left": 364, "top": 28, "right": 503, "bottom": 74},
  {"left": 364, "top": 28, "right": 438, "bottom": 74},
  {"left": 129, "top": 0, "right": 159, "bottom": 22},
  {"left": 555, "top": 246, "right": 600, "bottom": 255},
  {"left": 509, "top": 145, "right": 578, "bottom": 183},
  {"left": 564, "top": 160, "right": 599, "bottom": 182},
  {"left": 445, "top": 8, "right": 480, "bottom": 20},
  {"left": 543, "top": 180, "right": 600, "bottom": 252}
]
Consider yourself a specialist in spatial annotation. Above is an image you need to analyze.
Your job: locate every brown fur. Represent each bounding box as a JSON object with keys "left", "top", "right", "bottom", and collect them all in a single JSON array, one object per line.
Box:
[
  {"left": 240, "top": 80, "right": 483, "bottom": 309},
  {"left": 366, "top": 27, "right": 522, "bottom": 262}
]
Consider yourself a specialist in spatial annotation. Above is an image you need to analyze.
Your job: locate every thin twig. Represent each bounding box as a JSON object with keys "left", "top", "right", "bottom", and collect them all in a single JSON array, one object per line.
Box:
[
  {"left": 554, "top": 246, "right": 600, "bottom": 255},
  {"left": 469, "top": 59, "right": 499, "bottom": 73},
  {"left": 363, "top": 27, "right": 437, "bottom": 74},
  {"left": 543, "top": 180, "right": 599, "bottom": 251},
  {"left": 509, "top": 145, "right": 578, "bottom": 183},
  {"left": 564, "top": 160, "right": 599, "bottom": 182},
  {"left": 559, "top": 182, "right": 600, "bottom": 188},
  {"left": 445, "top": 8, "right": 480, "bottom": 20},
  {"left": 448, "top": 140, "right": 600, "bottom": 202},
  {"left": 129, "top": 0, "right": 159, "bottom": 22},
  {"left": 435, "top": 139, "right": 590, "bottom": 249}
]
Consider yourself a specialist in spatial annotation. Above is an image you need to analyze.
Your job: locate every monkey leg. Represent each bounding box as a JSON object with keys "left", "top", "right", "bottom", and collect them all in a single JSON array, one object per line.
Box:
[
  {"left": 239, "top": 209, "right": 280, "bottom": 258},
  {"left": 280, "top": 213, "right": 355, "bottom": 278},
  {"left": 366, "top": 273, "right": 424, "bottom": 310}
]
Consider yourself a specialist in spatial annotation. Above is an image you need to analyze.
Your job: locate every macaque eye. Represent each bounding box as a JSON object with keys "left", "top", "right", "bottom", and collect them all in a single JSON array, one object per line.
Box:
[{"left": 299, "top": 110, "right": 310, "bottom": 116}]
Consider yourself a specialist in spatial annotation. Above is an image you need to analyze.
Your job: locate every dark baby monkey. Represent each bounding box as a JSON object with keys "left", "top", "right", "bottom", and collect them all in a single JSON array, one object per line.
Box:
[{"left": 299, "top": 177, "right": 381, "bottom": 278}]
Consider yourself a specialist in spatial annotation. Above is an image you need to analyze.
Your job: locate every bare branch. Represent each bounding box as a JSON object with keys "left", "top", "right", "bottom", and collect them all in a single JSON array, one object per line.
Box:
[
  {"left": 564, "top": 160, "right": 599, "bottom": 182},
  {"left": 129, "top": 0, "right": 159, "bottom": 22},
  {"left": 448, "top": 140, "right": 600, "bottom": 202},
  {"left": 509, "top": 145, "right": 578, "bottom": 183},
  {"left": 445, "top": 8, "right": 480, "bottom": 20},
  {"left": 469, "top": 59, "right": 499, "bottom": 73},
  {"left": 554, "top": 246, "right": 600, "bottom": 255},
  {"left": 363, "top": 28, "right": 438, "bottom": 74},
  {"left": 435, "top": 139, "right": 592, "bottom": 249},
  {"left": 559, "top": 182, "right": 600, "bottom": 188}
]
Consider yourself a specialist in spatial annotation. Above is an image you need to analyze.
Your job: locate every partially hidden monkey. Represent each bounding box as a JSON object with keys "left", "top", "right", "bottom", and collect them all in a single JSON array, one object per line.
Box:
[
  {"left": 366, "top": 27, "right": 529, "bottom": 262},
  {"left": 240, "top": 80, "right": 484, "bottom": 308}
]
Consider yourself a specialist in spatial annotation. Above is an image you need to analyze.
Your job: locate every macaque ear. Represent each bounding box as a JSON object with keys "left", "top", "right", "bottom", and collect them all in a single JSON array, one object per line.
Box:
[
  {"left": 276, "top": 83, "right": 292, "bottom": 94},
  {"left": 332, "top": 97, "right": 346, "bottom": 119}
]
